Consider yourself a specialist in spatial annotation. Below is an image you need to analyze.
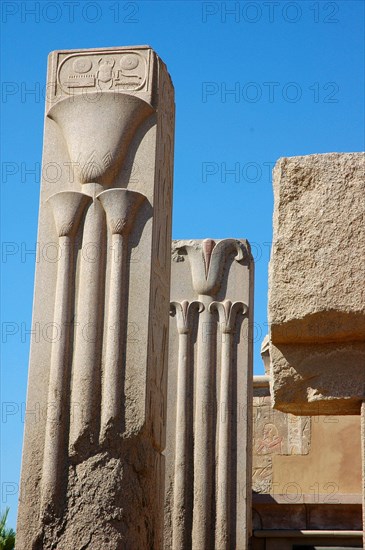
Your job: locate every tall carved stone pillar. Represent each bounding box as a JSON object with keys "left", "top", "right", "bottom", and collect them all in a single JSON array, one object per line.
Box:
[
  {"left": 165, "top": 239, "right": 254, "bottom": 549},
  {"left": 17, "top": 46, "right": 174, "bottom": 549}
]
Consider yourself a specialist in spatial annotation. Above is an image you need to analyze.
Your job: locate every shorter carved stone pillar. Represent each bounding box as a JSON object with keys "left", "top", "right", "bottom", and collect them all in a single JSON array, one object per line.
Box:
[{"left": 165, "top": 239, "right": 254, "bottom": 550}]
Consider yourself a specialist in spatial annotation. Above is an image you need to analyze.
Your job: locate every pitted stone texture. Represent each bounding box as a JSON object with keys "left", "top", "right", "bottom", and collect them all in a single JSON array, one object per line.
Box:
[
  {"left": 269, "top": 341, "right": 365, "bottom": 415},
  {"left": 269, "top": 153, "right": 365, "bottom": 415},
  {"left": 269, "top": 152, "right": 365, "bottom": 344},
  {"left": 34, "top": 445, "right": 157, "bottom": 550}
]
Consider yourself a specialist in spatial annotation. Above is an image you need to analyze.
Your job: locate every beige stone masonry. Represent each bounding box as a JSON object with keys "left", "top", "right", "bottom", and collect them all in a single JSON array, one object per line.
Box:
[{"left": 269, "top": 153, "right": 365, "bottom": 416}]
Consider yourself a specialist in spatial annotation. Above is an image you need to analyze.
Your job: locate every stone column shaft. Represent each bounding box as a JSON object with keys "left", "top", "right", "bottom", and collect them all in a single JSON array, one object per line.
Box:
[
  {"left": 41, "top": 234, "right": 72, "bottom": 513},
  {"left": 101, "top": 232, "right": 127, "bottom": 437},
  {"left": 216, "top": 327, "right": 231, "bottom": 548},
  {"left": 212, "top": 300, "right": 247, "bottom": 550},
  {"left": 41, "top": 191, "right": 90, "bottom": 515},
  {"left": 192, "top": 296, "right": 215, "bottom": 549},
  {"left": 69, "top": 198, "right": 104, "bottom": 456},
  {"left": 172, "top": 331, "right": 189, "bottom": 549}
]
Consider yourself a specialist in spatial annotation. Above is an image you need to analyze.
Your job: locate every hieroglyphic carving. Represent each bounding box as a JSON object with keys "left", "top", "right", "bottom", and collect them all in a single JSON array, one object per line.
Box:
[
  {"left": 252, "top": 395, "right": 311, "bottom": 493},
  {"left": 53, "top": 48, "right": 152, "bottom": 100},
  {"left": 149, "top": 273, "right": 170, "bottom": 446},
  {"left": 287, "top": 413, "right": 311, "bottom": 455},
  {"left": 252, "top": 455, "right": 273, "bottom": 494},
  {"left": 147, "top": 58, "right": 175, "bottom": 454}
]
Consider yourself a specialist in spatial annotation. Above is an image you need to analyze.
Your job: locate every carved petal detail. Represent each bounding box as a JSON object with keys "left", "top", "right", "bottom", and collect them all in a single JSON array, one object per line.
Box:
[
  {"left": 209, "top": 300, "right": 248, "bottom": 333},
  {"left": 111, "top": 218, "right": 127, "bottom": 235},
  {"left": 170, "top": 300, "right": 204, "bottom": 334},
  {"left": 202, "top": 239, "right": 216, "bottom": 278},
  {"left": 175, "top": 239, "right": 248, "bottom": 296}
]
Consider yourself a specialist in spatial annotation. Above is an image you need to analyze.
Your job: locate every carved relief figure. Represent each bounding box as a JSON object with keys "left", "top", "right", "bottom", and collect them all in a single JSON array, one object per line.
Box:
[
  {"left": 97, "top": 57, "right": 115, "bottom": 89},
  {"left": 256, "top": 423, "right": 283, "bottom": 455}
]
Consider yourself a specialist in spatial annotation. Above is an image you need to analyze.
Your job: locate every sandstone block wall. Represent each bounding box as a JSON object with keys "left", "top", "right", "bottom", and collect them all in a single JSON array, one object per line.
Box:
[{"left": 268, "top": 153, "right": 365, "bottom": 415}]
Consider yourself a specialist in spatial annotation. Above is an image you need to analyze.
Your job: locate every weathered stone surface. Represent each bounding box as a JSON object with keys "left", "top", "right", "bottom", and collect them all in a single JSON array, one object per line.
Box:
[
  {"left": 269, "top": 341, "right": 365, "bottom": 415},
  {"left": 268, "top": 153, "right": 365, "bottom": 415},
  {"left": 269, "top": 153, "right": 365, "bottom": 344},
  {"left": 17, "top": 46, "right": 174, "bottom": 549},
  {"left": 164, "top": 239, "right": 254, "bottom": 550}
]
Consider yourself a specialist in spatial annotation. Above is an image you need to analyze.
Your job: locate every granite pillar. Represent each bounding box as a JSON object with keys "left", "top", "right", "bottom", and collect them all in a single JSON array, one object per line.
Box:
[
  {"left": 165, "top": 239, "right": 254, "bottom": 549},
  {"left": 16, "top": 46, "right": 174, "bottom": 549}
]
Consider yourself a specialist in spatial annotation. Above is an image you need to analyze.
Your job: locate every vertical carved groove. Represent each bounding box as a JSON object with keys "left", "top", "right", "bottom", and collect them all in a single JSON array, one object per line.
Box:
[
  {"left": 40, "top": 191, "right": 91, "bottom": 517},
  {"left": 210, "top": 301, "right": 247, "bottom": 549},
  {"left": 98, "top": 189, "right": 146, "bottom": 442},
  {"left": 170, "top": 301, "right": 203, "bottom": 550},
  {"left": 69, "top": 199, "right": 105, "bottom": 456}
]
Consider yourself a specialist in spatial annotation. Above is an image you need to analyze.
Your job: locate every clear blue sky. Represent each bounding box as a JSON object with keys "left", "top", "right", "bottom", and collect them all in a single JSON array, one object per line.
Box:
[{"left": 1, "top": 0, "right": 364, "bottom": 529}]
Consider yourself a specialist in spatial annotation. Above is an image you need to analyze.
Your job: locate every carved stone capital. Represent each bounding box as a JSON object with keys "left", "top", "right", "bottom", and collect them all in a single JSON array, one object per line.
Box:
[
  {"left": 46, "top": 191, "right": 91, "bottom": 238},
  {"left": 173, "top": 238, "right": 249, "bottom": 297},
  {"left": 97, "top": 188, "right": 146, "bottom": 235},
  {"left": 170, "top": 300, "right": 204, "bottom": 334},
  {"left": 210, "top": 300, "right": 248, "bottom": 333}
]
